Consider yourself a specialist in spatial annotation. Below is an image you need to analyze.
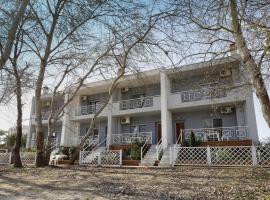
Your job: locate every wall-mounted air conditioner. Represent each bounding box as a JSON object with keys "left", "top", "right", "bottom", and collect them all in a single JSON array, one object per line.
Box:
[
  {"left": 220, "top": 69, "right": 232, "bottom": 78},
  {"left": 121, "top": 116, "right": 130, "bottom": 124},
  {"left": 81, "top": 95, "right": 87, "bottom": 101},
  {"left": 220, "top": 106, "right": 232, "bottom": 114},
  {"left": 121, "top": 87, "right": 129, "bottom": 93}
]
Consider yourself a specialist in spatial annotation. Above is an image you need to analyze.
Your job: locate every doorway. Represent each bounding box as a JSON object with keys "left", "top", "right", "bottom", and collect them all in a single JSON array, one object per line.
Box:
[
  {"left": 175, "top": 121, "right": 185, "bottom": 143},
  {"left": 155, "top": 122, "right": 162, "bottom": 143}
]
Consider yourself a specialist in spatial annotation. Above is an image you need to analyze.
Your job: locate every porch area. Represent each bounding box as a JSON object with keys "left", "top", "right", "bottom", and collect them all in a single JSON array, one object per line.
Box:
[{"left": 178, "top": 126, "right": 250, "bottom": 145}]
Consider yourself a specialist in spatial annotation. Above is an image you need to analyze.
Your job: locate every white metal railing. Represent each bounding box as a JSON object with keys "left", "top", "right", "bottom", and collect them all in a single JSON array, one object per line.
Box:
[
  {"left": 140, "top": 136, "right": 152, "bottom": 162},
  {"left": 155, "top": 138, "right": 163, "bottom": 160},
  {"left": 112, "top": 132, "right": 152, "bottom": 144},
  {"left": 171, "top": 145, "right": 270, "bottom": 167},
  {"left": 181, "top": 126, "right": 248, "bottom": 142},
  {"left": 180, "top": 86, "right": 227, "bottom": 103},
  {"left": 41, "top": 111, "right": 50, "bottom": 120},
  {"left": 119, "top": 96, "right": 154, "bottom": 110},
  {"left": 74, "top": 103, "right": 104, "bottom": 116},
  {"left": 76, "top": 135, "right": 99, "bottom": 150}
]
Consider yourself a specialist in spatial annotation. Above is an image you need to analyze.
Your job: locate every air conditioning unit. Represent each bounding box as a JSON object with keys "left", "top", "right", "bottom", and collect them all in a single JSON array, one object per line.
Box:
[
  {"left": 220, "top": 106, "right": 232, "bottom": 114},
  {"left": 121, "top": 87, "right": 129, "bottom": 93},
  {"left": 121, "top": 116, "right": 130, "bottom": 124},
  {"left": 81, "top": 95, "right": 87, "bottom": 101},
  {"left": 220, "top": 69, "right": 232, "bottom": 77},
  {"left": 45, "top": 101, "right": 51, "bottom": 106}
]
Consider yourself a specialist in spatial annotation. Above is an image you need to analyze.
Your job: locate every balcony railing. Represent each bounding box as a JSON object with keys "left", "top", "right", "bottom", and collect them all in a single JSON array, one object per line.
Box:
[
  {"left": 181, "top": 87, "right": 227, "bottom": 103},
  {"left": 77, "top": 135, "right": 99, "bottom": 146},
  {"left": 41, "top": 111, "right": 50, "bottom": 120},
  {"left": 119, "top": 96, "right": 154, "bottom": 110},
  {"left": 180, "top": 126, "right": 248, "bottom": 142},
  {"left": 74, "top": 103, "right": 103, "bottom": 116},
  {"left": 112, "top": 132, "right": 152, "bottom": 144}
]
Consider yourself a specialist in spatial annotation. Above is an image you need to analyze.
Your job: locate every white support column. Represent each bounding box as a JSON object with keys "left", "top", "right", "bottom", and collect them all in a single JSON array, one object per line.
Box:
[
  {"left": 107, "top": 97, "right": 116, "bottom": 147},
  {"left": 160, "top": 71, "right": 173, "bottom": 149},
  {"left": 244, "top": 89, "right": 259, "bottom": 142},
  {"left": 26, "top": 98, "right": 35, "bottom": 148},
  {"left": 236, "top": 102, "right": 245, "bottom": 127},
  {"left": 60, "top": 93, "right": 77, "bottom": 146}
]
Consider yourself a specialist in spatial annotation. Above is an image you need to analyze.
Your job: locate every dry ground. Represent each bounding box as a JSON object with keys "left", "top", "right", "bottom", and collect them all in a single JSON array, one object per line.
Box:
[{"left": 0, "top": 166, "right": 270, "bottom": 200}]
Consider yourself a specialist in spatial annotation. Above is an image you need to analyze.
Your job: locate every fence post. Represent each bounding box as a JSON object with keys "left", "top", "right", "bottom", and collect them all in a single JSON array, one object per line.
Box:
[
  {"left": 119, "top": 150, "right": 122, "bottom": 167},
  {"left": 34, "top": 152, "right": 37, "bottom": 165},
  {"left": 169, "top": 147, "right": 173, "bottom": 167},
  {"left": 251, "top": 145, "right": 258, "bottom": 167},
  {"left": 98, "top": 152, "right": 101, "bottom": 166},
  {"left": 9, "top": 152, "right": 12, "bottom": 164},
  {"left": 79, "top": 151, "right": 82, "bottom": 165},
  {"left": 207, "top": 146, "right": 211, "bottom": 166}
]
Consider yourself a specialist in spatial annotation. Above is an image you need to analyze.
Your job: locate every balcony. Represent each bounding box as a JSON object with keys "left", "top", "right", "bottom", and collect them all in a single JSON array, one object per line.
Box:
[
  {"left": 74, "top": 103, "right": 104, "bottom": 116},
  {"left": 181, "top": 87, "right": 227, "bottom": 103},
  {"left": 179, "top": 126, "right": 248, "bottom": 142},
  {"left": 113, "top": 96, "right": 160, "bottom": 115},
  {"left": 119, "top": 96, "right": 154, "bottom": 110},
  {"left": 168, "top": 86, "right": 236, "bottom": 109},
  {"left": 111, "top": 132, "right": 152, "bottom": 144}
]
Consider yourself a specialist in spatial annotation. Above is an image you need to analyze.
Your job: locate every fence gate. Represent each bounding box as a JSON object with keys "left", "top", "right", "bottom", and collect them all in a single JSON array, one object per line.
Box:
[
  {"left": 210, "top": 146, "right": 252, "bottom": 166},
  {"left": 20, "top": 152, "right": 36, "bottom": 165},
  {"left": 0, "top": 152, "right": 11, "bottom": 165},
  {"left": 173, "top": 147, "right": 208, "bottom": 166},
  {"left": 172, "top": 146, "right": 270, "bottom": 167},
  {"left": 80, "top": 150, "right": 122, "bottom": 167}
]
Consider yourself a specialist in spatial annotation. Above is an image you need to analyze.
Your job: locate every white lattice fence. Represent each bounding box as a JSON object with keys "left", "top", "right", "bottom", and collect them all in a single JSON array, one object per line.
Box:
[
  {"left": 100, "top": 150, "right": 122, "bottom": 167},
  {"left": 80, "top": 151, "right": 99, "bottom": 166},
  {"left": 256, "top": 146, "right": 270, "bottom": 167},
  {"left": 172, "top": 146, "right": 270, "bottom": 167},
  {"left": 0, "top": 153, "right": 11, "bottom": 164},
  {"left": 20, "top": 152, "right": 36, "bottom": 165},
  {"left": 80, "top": 150, "right": 122, "bottom": 167},
  {"left": 211, "top": 147, "right": 252, "bottom": 166},
  {"left": 174, "top": 147, "right": 208, "bottom": 166}
]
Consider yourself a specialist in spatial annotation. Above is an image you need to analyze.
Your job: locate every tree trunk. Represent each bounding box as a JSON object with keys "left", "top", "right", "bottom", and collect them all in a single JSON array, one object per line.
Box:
[
  {"left": 45, "top": 119, "right": 54, "bottom": 165},
  {"left": 230, "top": 0, "right": 270, "bottom": 128},
  {"left": 12, "top": 77, "right": 23, "bottom": 168},
  {"left": 0, "top": 0, "right": 29, "bottom": 69},
  {"left": 35, "top": 61, "right": 46, "bottom": 167}
]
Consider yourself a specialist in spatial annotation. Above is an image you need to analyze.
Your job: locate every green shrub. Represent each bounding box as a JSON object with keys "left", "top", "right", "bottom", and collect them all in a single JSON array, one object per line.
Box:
[
  {"left": 130, "top": 144, "right": 141, "bottom": 160},
  {"left": 4, "top": 134, "right": 27, "bottom": 148}
]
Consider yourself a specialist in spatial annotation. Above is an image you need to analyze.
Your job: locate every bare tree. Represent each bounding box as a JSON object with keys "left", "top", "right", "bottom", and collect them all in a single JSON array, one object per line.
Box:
[
  {"left": 26, "top": 0, "right": 176, "bottom": 167},
  {"left": 164, "top": 0, "right": 270, "bottom": 128},
  {"left": 3, "top": 16, "right": 34, "bottom": 167},
  {"left": 0, "top": 0, "right": 29, "bottom": 69},
  {"left": 26, "top": 0, "right": 122, "bottom": 167}
]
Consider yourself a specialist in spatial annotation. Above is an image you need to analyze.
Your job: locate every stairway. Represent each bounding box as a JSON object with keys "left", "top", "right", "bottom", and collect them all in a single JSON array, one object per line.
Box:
[
  {"left": 83, "top": 147, "right": 106, "bottom": 164},
  {"left": 140, "top": 145, "right": 158, "bottom": 166},
  {"left": 159, "top": 144, "right": 180, "bottom": 167}
]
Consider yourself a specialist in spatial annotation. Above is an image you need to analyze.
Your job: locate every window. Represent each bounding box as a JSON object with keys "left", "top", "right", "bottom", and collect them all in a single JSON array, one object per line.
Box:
[
  {"left": 130, "top": 124, "right": 147, "bottom": 133},
  {"left": 202, "top": 118, "right": 223, "bottom": 128},
  {"left": 213, "top": 118, "right": 223, "bottom": 128},
  {"left": 131, "top": 93, "right": 145, "bottom": 99}
]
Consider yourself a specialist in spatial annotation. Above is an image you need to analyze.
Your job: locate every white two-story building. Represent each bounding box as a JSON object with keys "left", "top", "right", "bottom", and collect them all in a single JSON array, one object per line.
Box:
[{"left": 27, "top": 55, "right": 265, "bottom": 165}]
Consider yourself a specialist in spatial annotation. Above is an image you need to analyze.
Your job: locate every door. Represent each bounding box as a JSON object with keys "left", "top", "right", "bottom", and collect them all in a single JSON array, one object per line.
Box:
[
  {"left": 155, "top": 123, "right": 162, "bottom": 143},
  {"left": 175, "top": 122, "right": 185, "bottom": 143}
]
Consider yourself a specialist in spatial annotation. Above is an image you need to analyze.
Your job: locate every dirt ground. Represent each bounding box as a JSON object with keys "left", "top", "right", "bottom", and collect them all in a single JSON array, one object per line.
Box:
[{"left": 0, "top": 166, "right": 270, "bottom": 200}]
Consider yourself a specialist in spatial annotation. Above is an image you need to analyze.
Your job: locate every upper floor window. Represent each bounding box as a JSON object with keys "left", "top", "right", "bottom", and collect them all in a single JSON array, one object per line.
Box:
[{"left": 131, "top": 93, "right": 145, "bottom": 99}]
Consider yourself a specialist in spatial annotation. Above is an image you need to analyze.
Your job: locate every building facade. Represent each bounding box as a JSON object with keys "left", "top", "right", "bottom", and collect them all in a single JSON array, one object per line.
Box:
[{"left": 26, "top": 56, "right": 261, "bottom": 151}]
